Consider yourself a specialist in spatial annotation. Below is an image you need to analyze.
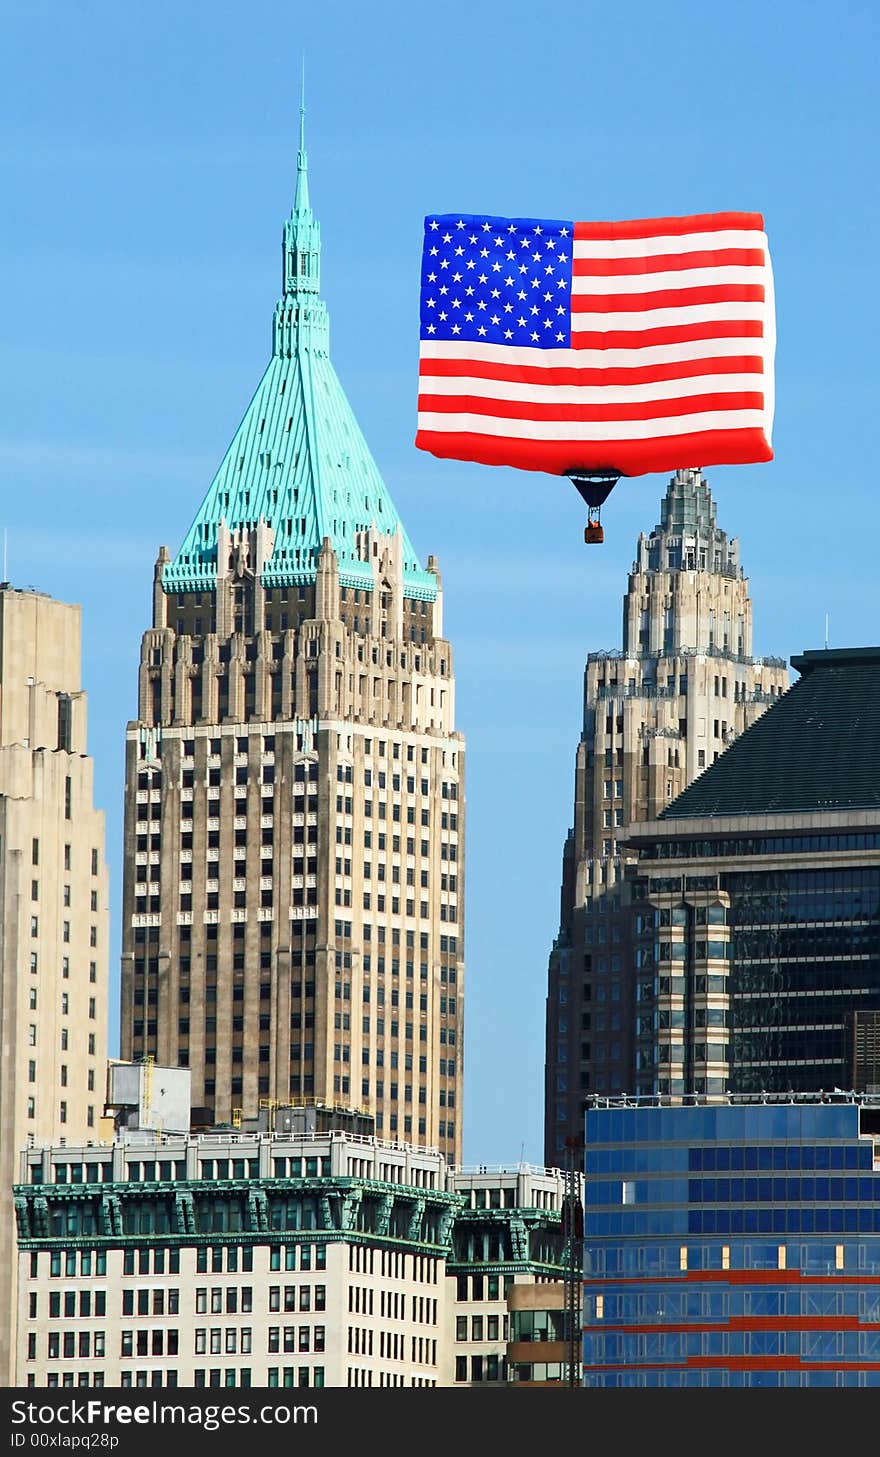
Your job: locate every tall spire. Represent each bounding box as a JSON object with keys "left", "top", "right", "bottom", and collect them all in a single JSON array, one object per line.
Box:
[{"left": 295, "top": 59, "right": 309, "bottom": 214}]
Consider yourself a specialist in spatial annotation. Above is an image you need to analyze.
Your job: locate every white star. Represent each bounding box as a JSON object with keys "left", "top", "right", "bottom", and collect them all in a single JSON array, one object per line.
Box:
[
  {"left": 429, "top": 246, "right": 438, "bottom": 256},
  {"left": 426, "top": 297, "right": 436, "bottom": 308},
  {"left": 478, "top": 273, "right": 488, "bottom": 283},
  {"left": 465, "top": 311, "right": 474, "bottom": 321},
  {"left": 517, "top": 289, "right": 527, "bottom": 300},
  {"left": 504, "top": 275, "right": 514, "bottom": 286},
  {"left": 557, "top": 277, "right": 566, "bottom": 288},
  {"left": 559, "top": 226, "right": 570, "bottom": 236},
  {"left": 545, "top": 263, "right": 555, "bottom": 274},
  {"left": 490, "top": 313, "right": 500, "bottom": 324},
  {"left": 519, "top": 237, "right": 530, "bottom": 248},
  {"left": 532, "top": 250, "right": 542, "bottom": 262},
  {"left": 517, "top": 315, "right": 526, "bottom": 326},
  {"left": 451, "top": 297, "right": 461, "bottom": 308},
  {"left": 442, "top": 232, "right": 452, "bottom": 243},
  {"left": 490, "top": 287, "right": 500, "bottom": 298},
  {"left": 439, "top": 284, "right": 448, "bottom": 295},
  {"left": 531, "top": 330, "right": 540, "bottom": 341},
  {"left": 454, "top": 245, "right": 464, "bottom": 256},
  {"left": 544, "top": 291, "right": 552, "bottom": 302},
  {"left": 494, "top": 235, "right": 503, "bottom": 246},
  {"left": 482, "top": 221, "right": 492, "bottom": 231},
  {"left": 455, "top": 220, "right": 465, "bottom": 229},
  {"left": 429, "top": 220, "right": 439, "bottom": 231},
  {"left": 503, "top": 302, "right": 513, "bottom": 312},
  {"left": 530, "top": 277, "right": 540, "bottom": 288},
  {"left": 503, "top": 328, "right": 513, "bottom": 339},
  {"left": 556, "top": 304, "right": 565, "bottom": 315},
  {"left": 543, "top": 317, "right": 552, "bottom": 328},
  {"left": 451, "top": 323, "right": 461, "bottom": 333},
  {"left": 453, "top": 271, "right": 462, "bottom": 282},
  {"left": 477, "top": 300, "right": 487, "bottom": 310},
  {"left": 465, "top": 284, "right": 475, "bottom": 296},
  {"left": 533, "top": 224, "right": 543, "bottom": 234},
  {"left": 506, "top": 251, "right": 515, "bottom": 261},
  {"left": 439, "top": 310, "right": 448, "bottom": 321},
  {"left": 507, "top": 223, "right": 516, "bottom": 233},
  {"left": 477, "top": 325, "right": 487, "bottom": 336},
  {"left": 557, "top": 252, "right": 568, "bottom": 262},
  {"left": 466, "top": 259, "right": 476, "bottom": 270},
  {"left": 491, "top": 261, "right": 502, "bottom": 272},
  {"left": 427, "top": 323, "right": 436, "bottom": 333},
  {"left": 531, "top": 304, "right": 539, "bottom": 315},
  {"left": 519, "top": 264, "right": 528, "bottom": 275},
  {"left": 440, "top": 259, "right": 449, "bottom": 270},
  {"left": 480, "top": 247, "right": 490, "bottom": 258},
  {"left": 427, "top": 271, "right": 437, "bottom": 282},
  {"left": 556, "top": 332, "right": 564, "bottom": 341},
  {"left": 469, "top": 234, "right": 477, "bottom": 244},
  {"left": 546, "top": 238, "right": 556, "bottom": 250}
]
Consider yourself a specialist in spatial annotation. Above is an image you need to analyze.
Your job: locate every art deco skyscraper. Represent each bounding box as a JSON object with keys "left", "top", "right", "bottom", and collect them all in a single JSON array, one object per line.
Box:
[
  {"left": 544, "top": 469, "right": 789, "bottom": 1164},
  {"left": 0, "top": 585, "right": 109, "bottom": 1382},
  {"left": 120, "top": 121, "right": 465, "bottom": 1161}
]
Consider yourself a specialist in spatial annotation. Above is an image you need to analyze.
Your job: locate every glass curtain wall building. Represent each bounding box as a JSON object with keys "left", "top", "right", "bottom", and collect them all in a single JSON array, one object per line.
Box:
[{"left": 583, "top": 1095, "right": 880, "bottom": 1387}]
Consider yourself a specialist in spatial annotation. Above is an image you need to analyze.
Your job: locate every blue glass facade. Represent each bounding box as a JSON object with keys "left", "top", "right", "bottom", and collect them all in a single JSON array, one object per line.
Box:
[{"left": 583, "top": 1098, "right": 880, "bottom": 1386}]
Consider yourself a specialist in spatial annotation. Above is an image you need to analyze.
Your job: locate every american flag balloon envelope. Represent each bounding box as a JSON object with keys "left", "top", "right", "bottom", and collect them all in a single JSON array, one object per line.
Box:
[{"left": 415, "top": 210, "right": 775, "bottom": 540}]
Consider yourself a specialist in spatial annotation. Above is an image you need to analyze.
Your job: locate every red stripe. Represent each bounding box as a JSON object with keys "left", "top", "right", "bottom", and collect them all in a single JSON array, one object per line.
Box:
[
  {"left": 571, "top": 284, "right": 765, "bottom": 314},
  {"left": 584, "top": 1360, "right": 880, "bottom": 1372},
  {"left": 573, "top": 248, "right": 766, "bottom": 276},
  {"left": 574, "top": 212, "right": 764, "bottom": 240},
  {"left": 572, "top": 320, "right": 765, "bottom": 350},
  {"left": 414, "top": 427, "right": 773, "bottom": 478},
  {"left": 419, "top": 355, "right": 764, "bottom": 387},
  {"left": 601, "top": 1318, "right": 868, "bottom": 1333},
  {"left": 584, "top": 1274, "right": 880, "bottom": 1286},
  {"left": 417, "top": 390, "right": 764, "bottom": 423}
]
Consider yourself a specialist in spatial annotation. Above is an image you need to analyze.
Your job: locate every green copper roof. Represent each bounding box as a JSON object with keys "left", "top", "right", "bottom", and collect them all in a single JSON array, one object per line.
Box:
[
  {"left": 164, "top": 115, "right": 436, "bottom": 600},
  {"left": 661, "top": 647, "right": 880, "bottom": 818}
]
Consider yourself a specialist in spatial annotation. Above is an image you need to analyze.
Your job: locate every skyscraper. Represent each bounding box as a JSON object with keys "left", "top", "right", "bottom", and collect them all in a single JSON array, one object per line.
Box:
[
  {"left": 119, "top": 116, "right": 465, "bottom": 1160},
  {"left": 0, "top": 585, "right": 109, "bottom": 1382},
  {"left": 544, "top": 469, "right": 788, "bottom": 1163}
]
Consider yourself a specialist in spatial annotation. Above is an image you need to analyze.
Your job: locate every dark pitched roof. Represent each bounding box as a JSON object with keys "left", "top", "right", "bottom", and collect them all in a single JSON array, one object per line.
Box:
[{"left": 661, "top": 647, "right": 880, "bottom": 819}]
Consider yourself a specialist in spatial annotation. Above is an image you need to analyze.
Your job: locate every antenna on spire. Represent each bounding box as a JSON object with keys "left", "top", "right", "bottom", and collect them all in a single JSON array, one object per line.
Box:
[
  {"left": 294, "top": 56, "right": 309, "bottom": 213},
  {"left": 300, "top": 56, "right": 306, "bottom": 152}
]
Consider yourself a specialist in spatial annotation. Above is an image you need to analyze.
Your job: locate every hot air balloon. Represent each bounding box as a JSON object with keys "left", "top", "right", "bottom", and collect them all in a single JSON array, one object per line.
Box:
[{"left": 416, "top": 210, "right": 774, "bottom": 542}]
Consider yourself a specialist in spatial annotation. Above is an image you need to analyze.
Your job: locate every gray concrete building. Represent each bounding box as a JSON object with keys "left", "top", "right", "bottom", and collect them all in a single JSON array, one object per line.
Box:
[
  {"left": 0, "top": 585, "right": 109, "bottom": 1381},
  {"left": 119, "top": 125, "right": 464, "bottom": 1159},
  {"left": 544, "top": 469, "right": 789, "bottom": 1161}
]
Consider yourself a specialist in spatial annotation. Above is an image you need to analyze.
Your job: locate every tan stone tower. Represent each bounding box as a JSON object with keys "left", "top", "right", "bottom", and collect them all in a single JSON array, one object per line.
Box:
[
  {"left": 544, "top": 469, "right": 788, "bottom": 1163},
  {"left": 0, "top": 586, "right": 109, "bottom": 1381},
  {"left": 120, "top": 123, "right": 464, "bottom": 1161}
]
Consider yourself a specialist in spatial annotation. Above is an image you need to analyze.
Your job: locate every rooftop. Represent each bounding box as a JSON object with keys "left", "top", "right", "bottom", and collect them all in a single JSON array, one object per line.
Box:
[
  {"left": 163, "top": 108, "right": 435, "bottom": 601},
  {"left": 661, "top": 646, "right": 880, "bottom": 818}
]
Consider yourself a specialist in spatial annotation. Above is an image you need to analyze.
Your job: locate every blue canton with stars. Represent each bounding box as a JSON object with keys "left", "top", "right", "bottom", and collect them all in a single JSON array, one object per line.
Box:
[{"left": 419, "top": 213, "right": 575, "bottom": 349}]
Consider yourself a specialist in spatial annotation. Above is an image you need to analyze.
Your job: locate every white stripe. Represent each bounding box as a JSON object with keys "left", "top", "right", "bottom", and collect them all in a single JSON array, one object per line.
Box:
[
  {"left": 571, "top": 264, "right": 766, "bottom": 295},
  {"left": 573, "top": 229, "right": 767, "bottom": 259},
  {"left": 419, "top": 337, "right": 766, "bottom": 370},
  {"left": 418, "top": 372, "right": 764, "bottom": 405},
  {"left": 416, "top": 409, "right": 768, "bottom": 441},
  {"left": 762, "top": 248, "right": 776, "bottom": 445},
  {"left": 572, "top": 302, "right": 766, "bottom": 331}
]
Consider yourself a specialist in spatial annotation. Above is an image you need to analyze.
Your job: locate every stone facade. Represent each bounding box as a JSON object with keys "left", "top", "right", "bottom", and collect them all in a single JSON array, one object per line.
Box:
[
  {"left": 544, "top": 470, "right": 789, "bottom": 1161},
  {"left": 13, "top": 1133, "right": 568, "bottom": 1388},
  {"left": 119, "top": 127, "right": 464, "bottom": 1161},
  {"left": 0, "top": 586, "right": 109, "bottom": 1381}
]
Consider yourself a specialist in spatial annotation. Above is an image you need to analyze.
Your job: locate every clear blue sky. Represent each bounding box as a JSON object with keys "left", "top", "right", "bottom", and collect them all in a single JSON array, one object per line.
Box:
[{"left": 2, "top": 0, "right": 878, "bottom": 1165}]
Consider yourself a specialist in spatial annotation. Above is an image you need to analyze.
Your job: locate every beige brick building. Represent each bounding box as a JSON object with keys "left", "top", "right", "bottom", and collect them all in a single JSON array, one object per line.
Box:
[
  {"left": 0, "top": 585, "right": 109, "bottom": 1381},
  {"left": 119, "top": 126, "right": 464, "bottom": 1160}
]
